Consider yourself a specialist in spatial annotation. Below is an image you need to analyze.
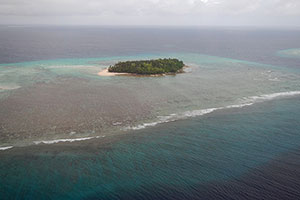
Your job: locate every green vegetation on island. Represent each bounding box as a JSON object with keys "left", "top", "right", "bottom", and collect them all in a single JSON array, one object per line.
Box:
[{"left": 108, "top": 58, "right": 185, "bottom": 75}]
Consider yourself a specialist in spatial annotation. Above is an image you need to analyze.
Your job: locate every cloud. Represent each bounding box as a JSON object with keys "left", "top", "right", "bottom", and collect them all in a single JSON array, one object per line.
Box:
[
  {"left": 0, "top": 0, "right": 208, "bottom": 16},
  {"left": 0, "top": 0, "right": 299, "bottom": 25}
]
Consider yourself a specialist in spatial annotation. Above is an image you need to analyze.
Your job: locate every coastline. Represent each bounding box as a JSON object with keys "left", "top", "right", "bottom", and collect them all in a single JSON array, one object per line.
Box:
[
  {"left": 97, "top": 66, "right": 189, "bottom": 77},
  {"left": 97, "top": 68, "right": 131, "bottom": 76}
]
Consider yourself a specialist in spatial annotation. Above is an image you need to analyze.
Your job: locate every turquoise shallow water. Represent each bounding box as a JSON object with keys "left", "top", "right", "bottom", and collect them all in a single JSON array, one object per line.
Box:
[
  {"left": 277, "top": 48, "right": 300, "bottom": 59},
  {"left": 1, "top": 96, "right": 300, "bottom": 199},
  {"left": 1, "top": 27, "right": 300, "bottom": 199},
  {"left": 1, "top": 52, "right": 300, "bottom": 147},
  {"left": 1, "top": 52, "right": 298, "bottom": 91}
]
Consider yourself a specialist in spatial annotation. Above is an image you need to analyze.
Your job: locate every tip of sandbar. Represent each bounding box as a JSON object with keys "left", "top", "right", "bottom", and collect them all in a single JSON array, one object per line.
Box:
[{"left": 98, "top": 68, "right": 116, "bottom": 76}]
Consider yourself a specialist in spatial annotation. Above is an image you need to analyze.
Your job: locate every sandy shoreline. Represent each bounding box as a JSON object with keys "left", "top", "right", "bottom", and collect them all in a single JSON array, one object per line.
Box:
[
  {"left": 98, "top": 66, "right": 189, "bottom": 77},
  {"left": 97, "top": 68, "right": 130, "bottom": 76}
]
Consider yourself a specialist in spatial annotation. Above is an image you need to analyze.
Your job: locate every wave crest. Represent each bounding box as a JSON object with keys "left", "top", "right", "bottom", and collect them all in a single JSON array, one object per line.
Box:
[
  {"left": 0, "top": 146, "right": 13, "bottom": 151},
  {"left": 34, "top": 136, "right": 105, "bottom": 145},
  {"left": 124, "top": 91, "right": 300, "bottom": 130}
]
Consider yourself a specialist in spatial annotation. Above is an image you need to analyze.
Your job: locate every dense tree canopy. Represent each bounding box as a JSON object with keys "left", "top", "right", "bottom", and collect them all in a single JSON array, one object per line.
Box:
[{"left": 108, "top": 58, "right": 184, "bottom": 75}]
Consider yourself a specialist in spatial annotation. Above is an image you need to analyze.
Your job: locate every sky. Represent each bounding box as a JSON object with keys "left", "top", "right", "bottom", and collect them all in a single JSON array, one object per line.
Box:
[{"left": 0, "top": 0, "right": 300, "bottom": 26}]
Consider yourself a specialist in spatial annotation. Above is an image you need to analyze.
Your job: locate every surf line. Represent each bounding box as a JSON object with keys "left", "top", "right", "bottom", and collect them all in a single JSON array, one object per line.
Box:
[
  {"left": 2, "top": 91, "right": 300, "bottom": 149},
  {"left": 0, "top": 146, "right": 14, "bottom": 151},
  {"left": 124, "top": 91, "right": 300, "bottom": 130},
  {"left": 33, "top": 135, "right": 106, "bottom": 145}
]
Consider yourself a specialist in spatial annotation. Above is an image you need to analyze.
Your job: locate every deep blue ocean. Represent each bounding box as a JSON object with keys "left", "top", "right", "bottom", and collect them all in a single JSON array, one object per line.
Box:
[{"left": 0, "top": 26, "right": 300, "bottom": 200}]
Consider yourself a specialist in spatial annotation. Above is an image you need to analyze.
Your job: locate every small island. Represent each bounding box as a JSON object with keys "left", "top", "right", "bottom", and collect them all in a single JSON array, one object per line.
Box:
[{"left": 100, "top": 58, "right": 185, "bottom": 76}]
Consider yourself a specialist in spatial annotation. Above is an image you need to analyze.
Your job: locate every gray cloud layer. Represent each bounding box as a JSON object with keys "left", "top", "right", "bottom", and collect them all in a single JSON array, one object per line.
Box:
[{"left": 0, "top": 0, "right": 299, "bottom": 26}]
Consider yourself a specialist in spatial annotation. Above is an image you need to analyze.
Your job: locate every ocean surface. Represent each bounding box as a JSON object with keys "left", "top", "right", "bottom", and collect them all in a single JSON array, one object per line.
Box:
[{"left": 0, "top": 26, "right": 300, "bottom": 199}]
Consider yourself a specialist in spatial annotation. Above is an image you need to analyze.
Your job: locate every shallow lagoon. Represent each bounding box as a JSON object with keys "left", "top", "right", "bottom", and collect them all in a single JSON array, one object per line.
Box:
[
  {"left": 1, "top": 52, "right": 300, "bottom": 147},
  {"left": 1, "top": 27, "right": 300, "bottom": 199}
]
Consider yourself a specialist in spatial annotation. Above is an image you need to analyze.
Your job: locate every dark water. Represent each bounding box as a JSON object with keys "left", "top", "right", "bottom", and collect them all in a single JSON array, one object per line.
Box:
[
  {"left": 1, "top": 26, "right": 300, "bottom": 68},
  {"left": 1, "top": 97, "right": 300, "bottom": 199},
  {"left": 1, "top": 26, "right": 300, "bottom": 199}
]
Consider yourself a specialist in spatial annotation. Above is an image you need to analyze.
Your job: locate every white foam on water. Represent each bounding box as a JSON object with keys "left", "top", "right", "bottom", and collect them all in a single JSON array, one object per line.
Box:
[
  {"left": 0, "top": 146, "right": 13, "bottom": 151},
  {"left": 124, "top": 91, "right": 300, "bottom": 131},
  {"left": 113, "top": 122, "right": 123, "bottom": 126},
  {"left": 0, "top": 85, "right": 21, "bottom": 91},
  {"left": 247, "top": 91, "right": 300, "bottom": 102},
  {"left": 19, "top": 91, "right": 300, "bottom": 145},
  {"left": 225, "top": 103, "right": 254, "bottom": 109},
  {"left": 33, "top": 135, "right": 105, "bottom": 145}
]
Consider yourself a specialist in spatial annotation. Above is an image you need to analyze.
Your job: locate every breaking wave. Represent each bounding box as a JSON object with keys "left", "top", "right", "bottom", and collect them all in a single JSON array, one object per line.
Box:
[
  {"left": 33, "top": 136, "right": 105, "bottom": 145},
  {"left": 2, "top": 91, "right": 299, "bottom": 149},
  {"left": 0, "top": 85, "right": 21, "bottom": 91},
  {"left": 0, "top": 146, "right": 14, "bottom": 151},
  {"left": 124, "top": 91, "right": 300, "bottom": 130}
]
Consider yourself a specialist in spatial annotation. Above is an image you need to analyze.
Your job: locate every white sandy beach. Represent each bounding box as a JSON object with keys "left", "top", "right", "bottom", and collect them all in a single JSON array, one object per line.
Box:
[
  {"left": 97, "top": 68, "right": 130, "bottom": 76},
  {"left": 97, "top": 67, "right": 188, "bottom": 77}
]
